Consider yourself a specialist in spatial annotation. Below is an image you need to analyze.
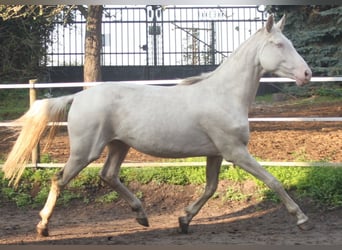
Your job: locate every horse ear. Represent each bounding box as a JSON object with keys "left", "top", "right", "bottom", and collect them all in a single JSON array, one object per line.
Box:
[
  {"left": 276, "top": 14, "right": 286, "bottom": 31},
  {"left": 266, "top": 15, "right": 274, "bottom": 33}
]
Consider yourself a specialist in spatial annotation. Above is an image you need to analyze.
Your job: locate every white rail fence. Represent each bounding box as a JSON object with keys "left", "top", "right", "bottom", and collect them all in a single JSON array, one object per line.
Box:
[{"left": 1, "top": 77, "right": 341, "bottom": 168}]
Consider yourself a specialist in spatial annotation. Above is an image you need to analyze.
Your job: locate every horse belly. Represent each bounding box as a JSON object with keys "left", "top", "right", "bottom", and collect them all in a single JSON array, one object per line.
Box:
[{"left": 121, "top": 126, "right": 219, "bottom": 158}]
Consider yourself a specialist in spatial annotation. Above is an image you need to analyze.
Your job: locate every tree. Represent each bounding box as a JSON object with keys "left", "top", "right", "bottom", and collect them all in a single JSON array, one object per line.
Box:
[
  {"left": 0, "top": 5, "right": 76, "bottom": 83},
  {"left": 83, "top": 5, "right": 103, "bottom": 85},
  {"left": 0, "top": 5, "right": 104, "bottom": 86}
]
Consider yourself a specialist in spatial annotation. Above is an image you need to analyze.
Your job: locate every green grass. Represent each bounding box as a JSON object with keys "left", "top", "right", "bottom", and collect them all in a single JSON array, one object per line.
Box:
[
  {"left": 0, "top": 89, "right": 29, "bottom": 121},
  {"left": 1, "top": 165, "right": 341, "bottom": 208},
  {"left": 0, "top": 88, "right": 74, "bottom": 121},
  {"left": 255, "top": 94, "right": 273, "bottom": 103},
  {"left": 254, "top": 93, "right": 342, "bottom": 106},
  {"left": 286, "top": 95, "right": 342, "bottom": 106},
  {"left": 95, "top": 191, "right": 119, "bottom": 204}
]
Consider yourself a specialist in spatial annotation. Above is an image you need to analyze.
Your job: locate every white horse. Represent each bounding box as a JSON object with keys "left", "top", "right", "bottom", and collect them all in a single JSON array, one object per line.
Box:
[{"left": 3, "top": 15, "right": 313, "bottom": 237}]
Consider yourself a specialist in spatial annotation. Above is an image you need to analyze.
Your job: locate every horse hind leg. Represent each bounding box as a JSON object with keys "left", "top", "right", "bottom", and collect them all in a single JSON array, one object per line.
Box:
[
  {"left": 179, "top": 156, "right": 222, "bottom": 233},
  {"left": 227, "top": 146, "right": 313, "bottom": 230},
  {"left": 36, "top": 171, "right": 63, "bottom": 237},
  {"left": 99, "top": 140, "right": 149, "bottom": 227},
  {"left": 36, "top": 149, "right": 102, "bottom": 236}
]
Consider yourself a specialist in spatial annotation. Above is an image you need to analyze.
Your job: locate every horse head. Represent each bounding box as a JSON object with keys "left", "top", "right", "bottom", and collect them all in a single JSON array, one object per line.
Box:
[{"left": 259, "top": 15, "right": 312, "bottom": 86}]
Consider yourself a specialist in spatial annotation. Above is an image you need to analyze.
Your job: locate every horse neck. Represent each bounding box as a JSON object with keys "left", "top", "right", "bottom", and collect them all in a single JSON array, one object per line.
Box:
[{"left": 210, "top": 31, "right": 265, "bottom": 111}]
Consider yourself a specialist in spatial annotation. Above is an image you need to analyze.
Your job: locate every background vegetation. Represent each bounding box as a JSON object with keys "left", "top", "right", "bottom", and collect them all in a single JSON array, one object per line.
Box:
[
  {"left": 1, "top": 165, "right": 341, "bottom": 209},
  {"left": 0, "top": 5, "right": 99, "bottom": 84},
  {"left": 0, "top": 5, "right": 77, "bottom": 83}
]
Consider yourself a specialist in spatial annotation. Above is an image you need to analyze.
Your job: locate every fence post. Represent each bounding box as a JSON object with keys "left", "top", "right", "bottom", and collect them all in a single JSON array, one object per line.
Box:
[{"left": 29, "top": 79, "right": 40, "bottom": 168}]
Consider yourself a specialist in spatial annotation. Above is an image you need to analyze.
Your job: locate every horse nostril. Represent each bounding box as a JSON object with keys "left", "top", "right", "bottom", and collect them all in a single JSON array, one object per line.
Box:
[{"left": 304, "top": 69, "right": 311, "bottom": 79}]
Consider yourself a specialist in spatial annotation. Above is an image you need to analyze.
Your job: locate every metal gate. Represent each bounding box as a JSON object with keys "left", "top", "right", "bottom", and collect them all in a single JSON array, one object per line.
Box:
[{"left": 47, "top": 5, "right": 267, "bottom": 67}]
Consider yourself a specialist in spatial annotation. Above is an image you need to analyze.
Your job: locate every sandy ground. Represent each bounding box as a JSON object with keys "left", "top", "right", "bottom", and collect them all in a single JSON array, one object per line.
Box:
[{"left": 1, "top": 181, "right": 341, "bottom": 245}]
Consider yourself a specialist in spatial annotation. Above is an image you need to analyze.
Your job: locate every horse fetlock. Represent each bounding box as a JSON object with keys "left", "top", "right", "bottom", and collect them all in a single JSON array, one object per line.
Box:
[
  {"left": 131, "top": 204, "right": 143, "bottom": 213},
  {"left": 36, "top": 222, "right": 49, "bottom": 237},
  {"left": 286, "top": 204, "right": 306, "bottom": 221},
  {"left": 184, "top": 204, "right": 196, "bottom": 216},
  {"left": 99, "top": 175, "right": 116, "bottom": 187}
]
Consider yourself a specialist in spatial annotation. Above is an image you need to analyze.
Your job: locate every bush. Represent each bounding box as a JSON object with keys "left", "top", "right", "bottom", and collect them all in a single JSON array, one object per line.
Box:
[
  {"left": 282, "top": 82, "right": 342, "bottom": 98},
  {"left": 296, "top": 167, "right": 342, "bottom": 207}
]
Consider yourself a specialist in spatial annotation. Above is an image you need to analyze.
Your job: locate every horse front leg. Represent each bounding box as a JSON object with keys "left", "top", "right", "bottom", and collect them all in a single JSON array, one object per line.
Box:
[{"left": 178, "top": 156, "right": 222, "bottom": 233}]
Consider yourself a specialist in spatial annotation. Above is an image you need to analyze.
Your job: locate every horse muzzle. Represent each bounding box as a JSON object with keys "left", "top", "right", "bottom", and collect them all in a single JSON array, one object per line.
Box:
[{"left": 295, "top": 68, "right": 312, "bottom": 86}]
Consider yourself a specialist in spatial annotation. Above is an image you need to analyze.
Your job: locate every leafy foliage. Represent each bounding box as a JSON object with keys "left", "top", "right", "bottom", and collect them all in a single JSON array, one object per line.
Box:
[
  {"left": 1, "top": 165, "right": 342, "bottom": 208},
  {"left": 0, "top": 5, "right": 76, "bottom": 83},
  {"left": 282, "top": 82, "right": 342, "bottom": 98},
  {"left": 295, "top": 167, "right": 342, "bottom": 206}
]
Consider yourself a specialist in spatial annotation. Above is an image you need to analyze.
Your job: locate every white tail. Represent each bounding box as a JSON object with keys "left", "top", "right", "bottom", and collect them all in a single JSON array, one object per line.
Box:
[{"left": 2, "top": 95, "right": 74, "bottom": 186}]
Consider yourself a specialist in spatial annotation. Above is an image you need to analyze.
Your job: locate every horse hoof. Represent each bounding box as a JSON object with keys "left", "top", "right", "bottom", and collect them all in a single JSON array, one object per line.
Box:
[
  {"left": 136, "top": 217, "right": 149, "bottom": 227},
  {"left": 297, "top": 220, "right": 314, "bottom": 231},
  {"left": 36, "top": 225, "right": 49, "bottom": 237},
  {"left": 178, "top": 216, "right": 189, "bottom": 234}
]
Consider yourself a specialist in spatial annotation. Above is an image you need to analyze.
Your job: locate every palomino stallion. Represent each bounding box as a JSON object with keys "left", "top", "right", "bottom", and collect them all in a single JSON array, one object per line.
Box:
[{"left": 3, "top": 15, "right": 312, "bottom": 237}]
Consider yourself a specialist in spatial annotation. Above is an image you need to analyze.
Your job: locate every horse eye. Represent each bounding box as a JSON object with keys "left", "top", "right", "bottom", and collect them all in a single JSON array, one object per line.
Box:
[{"left": 276, "top": 43, "right": 284, "bottom": 48}]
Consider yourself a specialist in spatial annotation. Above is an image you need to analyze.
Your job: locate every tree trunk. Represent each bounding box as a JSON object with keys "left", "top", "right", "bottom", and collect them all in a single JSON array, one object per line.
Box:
[{"left": 84, "top": 5, "right": 103, "bottom": 87}]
